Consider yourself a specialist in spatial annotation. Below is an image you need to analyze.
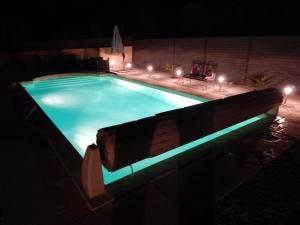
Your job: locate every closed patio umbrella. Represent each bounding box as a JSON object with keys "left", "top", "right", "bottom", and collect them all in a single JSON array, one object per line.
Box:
[{"left": 112, "top": 25, "right": 125, "bottom": 69}]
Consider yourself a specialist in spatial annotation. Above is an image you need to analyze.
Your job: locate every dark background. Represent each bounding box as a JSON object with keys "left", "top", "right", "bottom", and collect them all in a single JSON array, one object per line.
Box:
[{"left": 1, "top": 0, "right": 300, "bottom": 42}]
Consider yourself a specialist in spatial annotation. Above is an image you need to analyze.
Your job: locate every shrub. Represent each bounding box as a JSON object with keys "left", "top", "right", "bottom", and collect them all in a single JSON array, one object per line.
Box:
[
  {"left": 165, "top": 63, "right": 179, "bottom": 73},
  {"left": 245, "top": 73, "right": 278, "bottom": 90}
]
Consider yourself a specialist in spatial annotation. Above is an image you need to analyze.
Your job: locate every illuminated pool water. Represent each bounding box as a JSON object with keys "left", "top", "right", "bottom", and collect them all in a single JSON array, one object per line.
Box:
[{"left": 22, "top": 74, "right": 264, "bottom": 185}]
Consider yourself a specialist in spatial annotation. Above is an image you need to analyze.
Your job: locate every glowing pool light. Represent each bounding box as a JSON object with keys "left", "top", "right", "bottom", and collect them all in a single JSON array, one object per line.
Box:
[
  {"left": 41, "top": 94, "right": 78, "bottom": 108},
  {"left": 42, "top": 95, "right": 63, "bottom": 106}
]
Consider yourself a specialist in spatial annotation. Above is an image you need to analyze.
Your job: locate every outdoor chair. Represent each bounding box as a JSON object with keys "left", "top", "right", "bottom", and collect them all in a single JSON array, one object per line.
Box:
[
  {"left": 204, "top": 72, "right": 216, "bottom": 90},
  {"left": 181, "top": 74, "right": 194, "bottom": 85}
]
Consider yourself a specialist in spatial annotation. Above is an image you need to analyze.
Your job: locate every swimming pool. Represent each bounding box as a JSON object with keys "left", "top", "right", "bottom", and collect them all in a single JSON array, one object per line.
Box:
[
  {"left": 21, "top": 75, "right": 208, "bottom": 182},
  {"left": 22, "top": 75, "right": 205, "bottom": 157},
  {"left": 16, "top": 73, "right": 282, "bottom": 209}
]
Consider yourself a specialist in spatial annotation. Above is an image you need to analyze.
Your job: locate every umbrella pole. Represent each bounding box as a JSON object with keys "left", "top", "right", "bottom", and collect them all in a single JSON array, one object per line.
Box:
[{"left": 122, "top": 53, "right": 125, "bottom": 71}]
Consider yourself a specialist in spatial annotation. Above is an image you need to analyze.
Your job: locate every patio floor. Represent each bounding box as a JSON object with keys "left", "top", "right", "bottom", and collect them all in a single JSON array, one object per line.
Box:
[
  {"left": 116, "top": 69, "right": 300, "bottom": 140},
  {"left": 116, "top": 69, "right": 300, "bottom": 224}
]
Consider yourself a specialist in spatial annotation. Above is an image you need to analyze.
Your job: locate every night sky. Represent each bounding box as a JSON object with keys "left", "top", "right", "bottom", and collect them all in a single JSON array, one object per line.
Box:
[{"left": 1, "top": 0, "right": 300, "bottom": 42}]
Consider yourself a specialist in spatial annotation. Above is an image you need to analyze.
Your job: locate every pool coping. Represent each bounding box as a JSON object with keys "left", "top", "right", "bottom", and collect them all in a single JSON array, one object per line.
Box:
[{"left": 21, "top": 72, "right": 208, "bottom": 102}]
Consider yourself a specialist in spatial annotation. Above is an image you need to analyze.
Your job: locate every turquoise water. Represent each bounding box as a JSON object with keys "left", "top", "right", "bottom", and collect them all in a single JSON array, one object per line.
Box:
[
  {"left": 22, "top": 75, "right": 264, "bottom": 185},
  {"left": 23, "top": 75, "right": 202, "bottom": 157}
]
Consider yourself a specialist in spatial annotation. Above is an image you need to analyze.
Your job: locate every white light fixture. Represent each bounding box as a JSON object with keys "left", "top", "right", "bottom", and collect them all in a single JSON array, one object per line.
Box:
[
  {"left": 110, "top": 60, "right": 115, "bottom": 66},
  {"left": 283, "top": 85, "right": 294, "bottom": 104},
  {"left": 175, "top": 69, "right": 183, "bottom": 76},
  {"left": 126, "top": 63, "right": 132, "bottom": 69},
  {"left": 217, "top": 75, "right": 225, "bottom": 90},
  {"left": 147, "top": 65, "right": 153, "bottom": 72},
  {"left": 284, "top": 86, "right": 293, "bottom": 95},
  {"left": 218, "top": 76, "right": 225, "bottom": 83}
]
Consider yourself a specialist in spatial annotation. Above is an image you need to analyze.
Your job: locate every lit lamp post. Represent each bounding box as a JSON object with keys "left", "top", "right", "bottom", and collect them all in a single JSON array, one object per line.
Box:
[
  {"left": 217, "top": 75, "right": 225, "bottom": 91},
  {"left": 175, "top": 68, "right": 183, "bottom": 76},
  {"left": 283, "top": 86, "right": 293, "bottom": 104},
  {"left": 175, "top": 68, "right": 184, "bottom": 83},
  {"left": 147, "top": 65, "right": 153, "bottom": 77},
  {"left": 110, "top": 60, "right": 115, "bottom": 71},
  {"left": 126, "top": 63, "right": 132, "bottom": 70}
]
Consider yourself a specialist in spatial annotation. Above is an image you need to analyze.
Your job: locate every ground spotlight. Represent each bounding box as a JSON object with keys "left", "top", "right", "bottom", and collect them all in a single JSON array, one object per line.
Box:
[
  {"left": 147, "top": 65, "right": 153, "bottom": 72},
  {"left": 283, "top": 85, "right": 294, "bottom": 104},
  {"left": 217, "top": 75, "right": 225, "bottom": 90},
  {"left": 175, "top": 69, "right": 183, "bottom": 76},
  {"left": 126, "top": 63, "right": 132, "bottom": 69}
]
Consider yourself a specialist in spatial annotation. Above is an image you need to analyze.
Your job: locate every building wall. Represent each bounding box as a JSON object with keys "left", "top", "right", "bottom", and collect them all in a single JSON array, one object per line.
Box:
[
  {"left": 174, "top": 38, "right": 206, "bottom": 72},
  {"left": 133, "top": 36, "right": 300, "bottom": 89},
  {"left": 132, "top": 39, "right": 153, "bottom": 69},
  {"left": 205, "top": 37, "right": 250, "bottom": 82},
  {"left": 99, "top": 46, "right": 132, "bottom": 71},
  {"left": 247, "top": 36, "right": 300, "bottom": 88},
  {"left": 0, "top": 46, "right": 132, "bottom": 70}
]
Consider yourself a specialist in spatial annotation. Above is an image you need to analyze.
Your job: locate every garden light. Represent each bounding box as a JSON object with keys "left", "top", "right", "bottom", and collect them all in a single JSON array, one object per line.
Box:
[
  {"left": 126, "top": 63, "right": 132, "bottom": 69},
  {"left": 110, "top": 60, "right": 115, "bottom": 66},
  {"left": 217, "top": 75, "right": 225, "bottom": 91},
  {"left": 147, "top": 65, "right": 153, "bottom": 72},
  {"left": 283, "top": 85, "right": 294, "bottom": 104},
  {"left": 283, "top": 86, "right": 293, "bottom": 95},
  {"left": 175, "top": 69, "right": 183, "bottom": 76},
  {"left": 218, "top": 76, "right": 225, "bottom": 83}
]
